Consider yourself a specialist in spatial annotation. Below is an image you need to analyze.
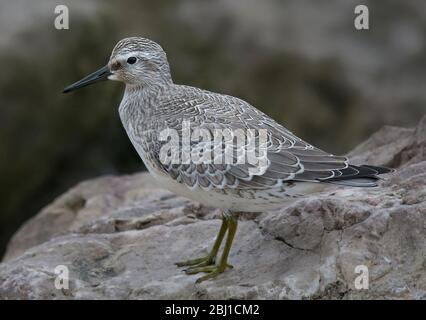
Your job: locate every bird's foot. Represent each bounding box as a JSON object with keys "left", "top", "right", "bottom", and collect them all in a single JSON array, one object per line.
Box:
[
  {"left": 182, "top": 262, "right": 233, "bottom": 283},
  {"left": 184, "top": 263, "right": 233, "bottom": 283},
  {"left": 176, "top": 212, "right": 238, "bottom": 283},
  {"left": 175, "top": 254, "right": 216, "bottom": 268}
]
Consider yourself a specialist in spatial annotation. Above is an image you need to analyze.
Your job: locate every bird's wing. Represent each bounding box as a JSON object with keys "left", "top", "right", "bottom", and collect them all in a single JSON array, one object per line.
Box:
[{"left": 147, "top": 88, "right": 378, "bottom": 191}]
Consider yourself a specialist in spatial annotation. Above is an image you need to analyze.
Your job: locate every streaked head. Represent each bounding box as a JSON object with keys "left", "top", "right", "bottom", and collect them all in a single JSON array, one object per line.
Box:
[{"left": 63, "top": 37, "right": 172, "bottom": 93}]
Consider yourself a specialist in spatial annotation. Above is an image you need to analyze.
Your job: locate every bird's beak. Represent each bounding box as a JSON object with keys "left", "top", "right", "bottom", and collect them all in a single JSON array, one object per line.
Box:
[{"left": 63, "top": 65, "right": 112, "bottom": 93}]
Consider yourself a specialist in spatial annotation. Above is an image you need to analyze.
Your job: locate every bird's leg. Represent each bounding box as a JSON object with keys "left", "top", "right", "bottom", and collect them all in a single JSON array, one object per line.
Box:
[
  {"left": 175, "top": 212, "right": 229, "bottom": 268},
  {"left": 185, "top": 213, "right": 238, "bottom": 283}
]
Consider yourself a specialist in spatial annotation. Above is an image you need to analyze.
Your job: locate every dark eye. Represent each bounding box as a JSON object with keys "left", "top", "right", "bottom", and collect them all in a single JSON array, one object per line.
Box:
[{"left": 127, "top": 57, "right": 137, "bottom": 64}]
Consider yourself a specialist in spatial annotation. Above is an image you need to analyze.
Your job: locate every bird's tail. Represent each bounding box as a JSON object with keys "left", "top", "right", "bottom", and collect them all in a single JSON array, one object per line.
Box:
[{"left": 322, "top": 164, "right": 395, "bottom": 187}]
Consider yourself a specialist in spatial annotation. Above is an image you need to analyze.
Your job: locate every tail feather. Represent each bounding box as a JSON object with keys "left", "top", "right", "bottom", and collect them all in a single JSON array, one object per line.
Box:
[
  {"left": 360, "top": 165, "right": 395, "bottom": 175},
  {"left": 327, "top": 177, "right": 379, "bottom": 187},
  {"left": 322, "top": 164, "right": 394, "bottom": 187}
]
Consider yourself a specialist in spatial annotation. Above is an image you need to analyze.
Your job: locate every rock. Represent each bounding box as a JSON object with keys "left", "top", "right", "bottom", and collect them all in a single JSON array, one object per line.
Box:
[{"left": 1, "top": 116, "right": 426, "bottom": 299}]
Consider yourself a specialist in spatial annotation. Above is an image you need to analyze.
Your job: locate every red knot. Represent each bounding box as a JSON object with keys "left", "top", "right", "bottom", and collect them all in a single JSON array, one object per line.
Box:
[{"left": 63, "top": 37, "right": 394, "bottom": 283}]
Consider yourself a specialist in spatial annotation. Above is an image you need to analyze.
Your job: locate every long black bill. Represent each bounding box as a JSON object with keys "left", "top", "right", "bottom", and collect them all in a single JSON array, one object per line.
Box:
[{"left": 63, "top": 65, "right": 112, "bottom": 93}]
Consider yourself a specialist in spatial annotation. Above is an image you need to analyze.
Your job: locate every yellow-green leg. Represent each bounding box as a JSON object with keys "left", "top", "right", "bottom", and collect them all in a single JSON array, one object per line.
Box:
[
  {"left": 181, "top": 213, "right": 239, "bottom": 283},
  {"left": 175, "top": 213, "right": 229, "bottom": 268}
]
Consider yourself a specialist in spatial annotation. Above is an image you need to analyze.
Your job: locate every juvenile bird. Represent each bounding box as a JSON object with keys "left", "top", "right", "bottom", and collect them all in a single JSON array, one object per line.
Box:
[{"left": 63, "top": 37, "right": 393, "bottom": 283}]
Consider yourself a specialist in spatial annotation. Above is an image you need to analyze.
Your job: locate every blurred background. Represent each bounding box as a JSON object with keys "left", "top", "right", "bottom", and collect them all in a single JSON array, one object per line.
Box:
[{"left": 0, "top": 0, "right": 425, "bottom": 257}]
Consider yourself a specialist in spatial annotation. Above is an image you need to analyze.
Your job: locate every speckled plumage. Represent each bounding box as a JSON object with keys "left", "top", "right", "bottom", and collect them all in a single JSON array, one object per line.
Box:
[
  {"left": 64, "top": 37, "right": 393, "bottom": 282},
  {"left": 111, "top": 38, "right": 391, "bottom": 212}
]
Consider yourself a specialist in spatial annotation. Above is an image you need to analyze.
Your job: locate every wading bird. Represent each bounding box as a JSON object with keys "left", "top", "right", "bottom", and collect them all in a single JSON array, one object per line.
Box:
[{"left": 63, "top": 37, "right": 392, "bottom": 283}]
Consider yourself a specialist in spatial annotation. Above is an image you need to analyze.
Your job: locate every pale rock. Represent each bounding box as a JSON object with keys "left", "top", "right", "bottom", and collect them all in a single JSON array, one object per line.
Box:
[{"left": 1, "top": 116, "right": 426, "bottom": 299}]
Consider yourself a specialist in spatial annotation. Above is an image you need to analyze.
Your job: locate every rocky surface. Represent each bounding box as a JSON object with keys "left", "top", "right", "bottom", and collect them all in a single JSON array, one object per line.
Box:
[{"left": 1, "top": 117, "right": 425, "bottom": 300}]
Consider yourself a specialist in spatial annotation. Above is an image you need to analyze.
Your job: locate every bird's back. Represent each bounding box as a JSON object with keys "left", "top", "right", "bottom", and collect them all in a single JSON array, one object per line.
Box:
[{"left": 119, "top": 83, "right": 392, "bottom": 211}]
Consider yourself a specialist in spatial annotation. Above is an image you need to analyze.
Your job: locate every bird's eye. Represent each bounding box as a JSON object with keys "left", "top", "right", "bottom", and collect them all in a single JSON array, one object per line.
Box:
[{"left": 127, "top": 57, "right": 137, "bottom": 64}]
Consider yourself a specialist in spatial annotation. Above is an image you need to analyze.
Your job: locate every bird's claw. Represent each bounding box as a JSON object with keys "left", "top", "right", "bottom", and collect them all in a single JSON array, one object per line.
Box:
[
  {"left": 183, "top": 263, "right": 233, "bottom": 283},
  {"left": 175, "top": 255, "right": 215, "bottom": 268}
]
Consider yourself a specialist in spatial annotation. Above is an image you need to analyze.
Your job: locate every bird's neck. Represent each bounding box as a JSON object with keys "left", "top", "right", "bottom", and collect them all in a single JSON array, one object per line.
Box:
[
  {"left": 119, "top": 82, "right": 170, "bottom": 121},
  {"left": 125, "top": 82, "right": 165, "bottom": 96}
]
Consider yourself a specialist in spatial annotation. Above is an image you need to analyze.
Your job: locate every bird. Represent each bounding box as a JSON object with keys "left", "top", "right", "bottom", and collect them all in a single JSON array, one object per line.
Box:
[{"left": 63, "top": 37, "right": 393, "bottom": 283}]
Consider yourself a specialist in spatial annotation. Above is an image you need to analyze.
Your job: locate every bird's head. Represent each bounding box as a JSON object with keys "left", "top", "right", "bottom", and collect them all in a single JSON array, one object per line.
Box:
[{"left": 63, "top": 37, "right": 172, "bottom": 93}]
